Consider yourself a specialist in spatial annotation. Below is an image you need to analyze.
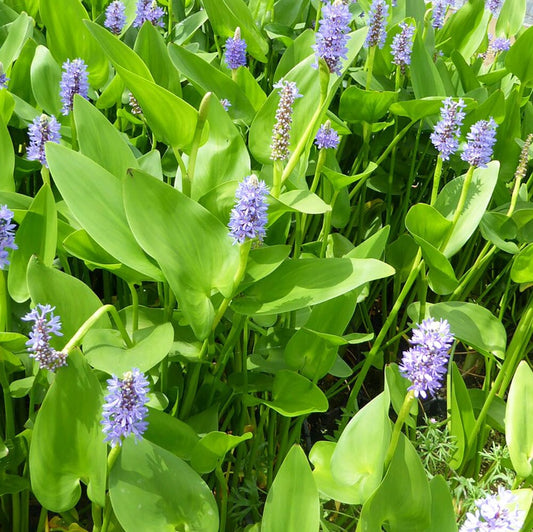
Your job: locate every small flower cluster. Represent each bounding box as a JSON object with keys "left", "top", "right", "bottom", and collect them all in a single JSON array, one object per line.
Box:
[
  {"left": 60, "top": 58, "right": 89, "bottom": 115},
  {"left": 430, "top": 98, "right": 466, "bottom": 161},
  {"left": 315, "top": 122, "right": 340, "bottom": 149},
  {"left": 485, "top": 0, "right": 503, "bottom": 16},
  {"left": 101, "top": 368, "right": 150, "bottom": 447},
  {"left": 104, "top": 0, "right": 127, "bottom": 34},
  {"left": 460, "top": 487, "right": 525, "bottom": 532},
  {"left": 270, "top": 79, "right": 302, "bottom": 161},
  {"left": 225, "top": 28, "right": 247, "bottom": 70},
  {"left": 313, "top": 0, "right": 352, "bottom": 75},
  {"left": 461, "top": 118, "right": 497, "bottom": 168},
  {"left": 228, "top": 175, "right": 269, "bottom": 244},
  {"left": 364, "top": 0, "right": 388, "bottom": 49},
  {"left": 489, "top": 35, "right": 511, "bottom": 53},
  {"left": 515, "top": 133, "right": 533, "bottom": 182},
  {"left": 0, "top": 205, "right": 17, "bottom": 269},
  {"left": 432, "top": 0, "right": 453, "bottom": 29},
  {"left": 220, "top": 98, "right": 231, "bottom": 111},
  {"left": 27, "top": 114, "right": 61, "bottom": 167},
  {"left": 399, "top": 317, "right": 454, "bottom": 399},
  {"left": 391, "top": 22, "right": 415, "bottom": 74},
  {"left": 133, "top": 0, "right": 164, "bottom": 28},
  {"left": 0, "top": 73, "right": 8, "bottom": 90},
  {"left": 22, "top": 304, "right": 66, "bottom": 372}
]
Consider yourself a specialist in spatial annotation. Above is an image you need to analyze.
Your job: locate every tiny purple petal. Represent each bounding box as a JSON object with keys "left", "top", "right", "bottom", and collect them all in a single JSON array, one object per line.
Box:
[
  {"left": 228, "top": 175, "right": 269, "bottom": 245},
  {"left": 220, "top": 98, "right": 231, "bottom": 111},
  {"left": 101, "top": 368, "right": 150, "bottom": 447},
  {"left": 315, "top": 123, "right": 340, "bottom": 149},
  {"left": 461, "top": 117, "right": 497, "bottom": 168},
  {"left": 485, "top": 0, "right": 503, "bottom": 16},
  {"left": 0, "top": 205, "right": 17, "bottom": 270},
  {"left": 133, "top": 0, "right": 165, "bottom": 28},
  {"left": 0, "top": 73, "right": 8, "bottom": 90}
]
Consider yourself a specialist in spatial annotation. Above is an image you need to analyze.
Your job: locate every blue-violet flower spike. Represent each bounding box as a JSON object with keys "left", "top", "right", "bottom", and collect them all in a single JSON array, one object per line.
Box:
[
  {"left": 461, "top": 117, "right": 497, "bottom": 168},
  {"left": 399, "top": 317, "right": 454, "bottom": 399},
  {"left": 391, "top": 22, "right": 415, "bottom": 74},
  {"left": 104, "top": 1, "right": 127, "bottom": 34},
  {"left": 133, "top": 0, "right": 165, "bottom": 28},
  {"left": 22, "top": 304, "right": 66, "bottom": 372},
  {"left": 459, "top": 487, "right": 525, "bottom": 532},
  {"left": 486, "top": 0, "right": 503, "bottom": 16},
  {"left": 27, "top": 114, "right": 61, "bottom": 168},
  {"left": 270, "top": 79, "right": 302, "bottom": 161},
  {"left": 315, "top": 123, "right": 340, "bottom": 149},
  {"left": 60, "top": 58, "right": 89, "bottom": 115},
  {"left": 489, "top": 34, "right": 511, "bottom": 53},
  {"left": 430, "top": 97, "right": 466, "bottom": 161},
  {"left": 225, "top": 27, "right": 247, "bottom": 70},
  {"left": 364, "top": 0, "right": 389, "bottom": 49},
  {"left": 432, "top": 0, "right": 452, "bottom": 29},
  {"left": 313, "top": 0, "right": 352, "bottom": 75},
  {"left": 0, "top": 205, "right": 17, "bottom": 270},
  {"left": 228, "top": 175, "right": 269, "bottom": 245},
  {"left": 101, "top": 368, "right": 150, "bottom": 447}
]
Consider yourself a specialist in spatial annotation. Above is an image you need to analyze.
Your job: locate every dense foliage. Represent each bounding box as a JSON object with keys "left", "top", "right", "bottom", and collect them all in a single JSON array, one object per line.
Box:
[{"left": 0, "top": 0, "right": 533, "bottom": 530}]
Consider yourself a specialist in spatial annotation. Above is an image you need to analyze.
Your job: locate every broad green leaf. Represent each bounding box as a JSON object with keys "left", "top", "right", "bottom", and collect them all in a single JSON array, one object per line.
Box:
[
  {"left": 339, "top": 87, "right": 398, "bottom": 123},
  {"left": 30, "top": 45, "right": 63, "bottom": 116},
  {"left": 511, "top": 244, "right": 533, "bottom": 284},
  {"left": 231, "top": 258, "right": 394, "bottom": 315},
  {"left": 273, "top": 29, "right": 315, "bottom": 82},
  {"left": 323, "top": 162, "right": 378, "bottom": 191},
  {"left": 506, "top": 362, "right": 533, "bottom": 478},
  {"left": 29, "top": 350, "right": 106, "bottom": 511},
  {"left": 480, "top": 211, "right": 519, "bottom": 255},
  {"left": 434, "top": 162, "right": 499, "bottom": 258},
  {"left": 270, "top": 190, "right": 331, "bottom": 221},
  {"left": 410, "top": 32, "right": 446, "bottom": 98},
  {"left": 357, "top": 435, "right": 431, "bottom": 532},
  {"left": 84, "top": 323, "right": 174, "bottom": 375},
  {"left": 254, "top": 370, "right": 328, "bottom": 417},
  {"left": 242, "top": 245, "right": 292, "bottom": 290},
  {"left": 0, "top": 12, "right": 32, "bottom": 69},
  {"left": 123, "top": 170, "right": 239, "bottom": 339},
  {"left": 8, "top": 185, "right": 56, "bottom": 303},
  {"left": 115, "top": 65, "right": 200, "bottom": 151},
  {"left": 310, "top": 441, "right": 363, "bottom": 504},
  {"left": 447, "top": 363, "right": 476, "bottom": 469},
  {"left": 428, "top": 476, "right": 458, "bottom": 531},
  {"left": 46, "top": 143, "right": 163, "bottom": 281},
  {"left": 110, "top": 438, "right": 218, "bottom": 532},
  {"left": 426, "top": 301, "right": 507, "bottom": 360},
  {"left": 389, "top": 97, "right": 445, "bottom": 121},
  {"left": 74, "top": 95, "right": 138, "bottom": 178},
  {"left": 0, "top": 112, "right": 14, "bottom": 191},
  {"left": 200, "top": 0, "right": 269, "bottom": 61},
  {"left": 40, "top": 0, "right": 108, "bottom": 87},
  {"left": 174, "top": 10, "right": 209, "bottom": 45},
  {"left": 134, "top": 22, "right": 182, "bottom": 96},
  {"left": 406, "top": 203, "right": 452, "bottom": 249},
  {"left": 331, "top": 392, "right": 391, "bottom": 504},
  {"left": 84, "top": 20, "right": 153, "bottom": 80},
  {"left": 190, "top": 431, "right": 252, "bottom": 473},
  {"left": 27, "top": 257, "right": 111, "bottom": 342},
  {"left": 261, "top": 445, "right": 319, "bottom": 532},
  {"left": 505, "top": 26, "right": 533, "bottom": 87},
  {"left": 168, "top": 44, "right": 256, "bottom": 123},
  {"left": 144, "top": 408, "right": 200, "bottom": 461},
  {"left": 496, "top": 0, "right": 526, "bottom": 35}
]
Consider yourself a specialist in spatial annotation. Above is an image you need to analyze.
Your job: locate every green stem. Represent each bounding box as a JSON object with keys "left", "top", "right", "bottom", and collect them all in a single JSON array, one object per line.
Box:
[
  {"left": 41, "top": 167, "right": 50, "bottom": 188},
  {"left": 347, "top": 250, "right": 424, "bottom": 409},
  {"left": 320, "top": 190, "right": 338, "bottom": 258},
  {"left": 127, "top": 283, "right": 139, "bottom": 333},
  {"left": 62, "top": 304, "right": 133, "bottom": 355},
  {"left": 430, "top": 156, "right": 444, "bottom": 206},
  {"left": 215, "top": 465, "right": 228, "bottom": 532},
  {"left": 383, "top": 390, "right": 415, "bottom": 469},
  {"left": 365, "top": 46, "right": 376, "bottom": 90},
  {"left": 272, "top": 160, "right": 283, "bottom": 199}
]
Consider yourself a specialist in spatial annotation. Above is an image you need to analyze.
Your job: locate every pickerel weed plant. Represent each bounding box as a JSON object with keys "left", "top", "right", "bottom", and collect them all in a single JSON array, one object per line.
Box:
[{"left": 0, "top": 0, "right": 533, "bottom": 531}]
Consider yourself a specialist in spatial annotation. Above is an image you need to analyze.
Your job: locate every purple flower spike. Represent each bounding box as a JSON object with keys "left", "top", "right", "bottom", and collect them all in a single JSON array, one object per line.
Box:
[
  {"left": 364, "top": 0, "right": 389, "bottom": 49},
  {"left": 391, "top": 22, "right": 415, "bottom": 74},
  {"left": 313, "top": 0, "right": 352, "bottom": 75},
  {"left": 27, "top": 114, "right": 61, "bottom": 168},
  {"left": 101, "top": 368, "right": 150, "bottom": 447},
  {"left": 430, "top": 97, "right": 466, "bottom": 161},
  {"left": 270, "top": 79, "right": 302, "bottom": 161},
  {"left": 0, "top": 205, "right": 17, "bottom": 270},
  {"left": 489, "top": 34, "right": 511, "bottom": 53},
  {"left": 228, "top": 175, "right": 269, "bottom": 245},
  {"left": 399, "top": 317, "right": 454, "bottom": 399},
  {"left": 460, "top": 487, "right": 525, "bottom": 532},
  {"left": 486, "top": 0, "right": 503, "bottom": 16},
  {"left": 315, "top": 123, "right": 340, "bottom": 149},
  {"left": 60, "top": 58, "right": 89, "bottom": 115},
  {"left": 461, "top": 118, "right": 497, "bottom": 168},
  {"left": 432, "top": 0, "right": 453, "bottom": 29},
  {"left": 133, "top": 0, "right": 165, "bottom": 28},
  {"left": 22, "top": 304, "right": 66, "bottom": 372},
  {"left": 105, "top": 1, "right": 127, "bottom": 35},
  {"left": 225, "top": 27, "right": 247, "bottom": 70}
]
